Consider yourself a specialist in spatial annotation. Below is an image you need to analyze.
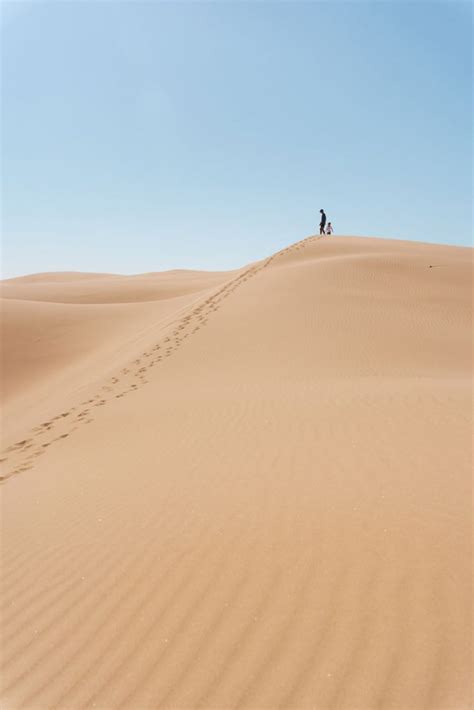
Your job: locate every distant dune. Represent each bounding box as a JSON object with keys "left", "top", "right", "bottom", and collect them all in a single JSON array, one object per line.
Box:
[{"left": 1, "top": 236, "right": 472, "bottom": 709}]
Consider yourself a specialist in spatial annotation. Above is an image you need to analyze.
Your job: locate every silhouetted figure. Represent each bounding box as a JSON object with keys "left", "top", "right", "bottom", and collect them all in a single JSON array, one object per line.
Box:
[
  {"left": 319, "top": 209, "right": 326, "bottom": 235},
  {"left": 327, "top": 222, "right": 333, "bottom": 235}
]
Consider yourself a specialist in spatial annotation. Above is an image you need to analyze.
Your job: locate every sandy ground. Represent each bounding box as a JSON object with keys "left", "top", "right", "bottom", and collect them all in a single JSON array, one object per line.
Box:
[{"left": 0, "top": 236, "right": 472, "bottom": 709}]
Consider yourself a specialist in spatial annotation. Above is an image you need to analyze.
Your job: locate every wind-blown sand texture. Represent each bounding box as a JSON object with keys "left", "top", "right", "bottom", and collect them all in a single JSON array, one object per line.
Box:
[{"left": 1, "top": 236, "right": 472, "bottom": 709}]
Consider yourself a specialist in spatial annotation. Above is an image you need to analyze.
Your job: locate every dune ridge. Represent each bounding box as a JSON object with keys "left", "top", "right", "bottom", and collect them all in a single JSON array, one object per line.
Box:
[{"left": 1, "top": 235, "right": 472, "bottom": 709}]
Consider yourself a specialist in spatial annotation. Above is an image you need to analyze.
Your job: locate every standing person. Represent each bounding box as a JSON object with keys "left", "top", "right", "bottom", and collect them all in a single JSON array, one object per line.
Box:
[
  {"left": 319, "top": 209, "right": 327, "bottom": 235},
  {"left": 327, "top": 222, "right": 333, "bottom": 235}
]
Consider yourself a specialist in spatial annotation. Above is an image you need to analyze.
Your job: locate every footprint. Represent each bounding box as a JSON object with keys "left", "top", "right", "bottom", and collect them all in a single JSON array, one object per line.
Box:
[{"left": 8, "top": 439, "right": 32, "bottom": 451}]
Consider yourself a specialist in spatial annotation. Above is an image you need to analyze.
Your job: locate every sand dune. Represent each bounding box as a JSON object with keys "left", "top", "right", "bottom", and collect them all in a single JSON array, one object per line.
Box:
[
  {"left": 1, "top": 236, "right": 472, "bottom": 709},
  {"left": 1, "top": 269, "right": 236, "bottom": 304}
]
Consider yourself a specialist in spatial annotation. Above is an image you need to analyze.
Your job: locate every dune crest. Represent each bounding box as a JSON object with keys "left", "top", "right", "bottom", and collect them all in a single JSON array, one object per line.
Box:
[{"left": 1, "top": 236, "right": 471, "bottom": 709}]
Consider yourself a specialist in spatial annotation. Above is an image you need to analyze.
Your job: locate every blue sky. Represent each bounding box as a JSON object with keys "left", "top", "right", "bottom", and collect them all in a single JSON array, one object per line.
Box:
[{"left": 1, "top": 1, "right": 472, "bottom": 277}]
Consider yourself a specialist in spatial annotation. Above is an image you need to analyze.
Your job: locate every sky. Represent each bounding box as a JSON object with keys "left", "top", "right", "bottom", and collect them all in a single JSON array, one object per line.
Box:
[{"left": 1, "top": 0, "right": 472, "bottom": 278}]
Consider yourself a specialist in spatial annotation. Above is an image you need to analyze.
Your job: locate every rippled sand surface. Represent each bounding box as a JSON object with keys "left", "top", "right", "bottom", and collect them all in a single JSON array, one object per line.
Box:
[{"left": 1, "top": 236, "right": 471, "bottom": 709}]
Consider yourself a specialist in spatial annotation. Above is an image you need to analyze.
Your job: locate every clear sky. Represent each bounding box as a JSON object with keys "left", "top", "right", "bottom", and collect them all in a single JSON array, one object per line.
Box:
[{"left": 1, "top": 0, "right": 472, "bottom": 277}]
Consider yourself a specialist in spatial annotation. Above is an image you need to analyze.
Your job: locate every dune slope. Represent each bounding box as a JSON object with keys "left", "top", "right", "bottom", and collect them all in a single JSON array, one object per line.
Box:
[{"left": 1, "top": 236, "right": 472, "bottom": 709}]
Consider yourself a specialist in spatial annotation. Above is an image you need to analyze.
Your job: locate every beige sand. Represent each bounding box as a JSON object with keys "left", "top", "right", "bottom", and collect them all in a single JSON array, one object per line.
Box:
[{"left": 1, "top": 236, "right": 472, "bottom": 709}]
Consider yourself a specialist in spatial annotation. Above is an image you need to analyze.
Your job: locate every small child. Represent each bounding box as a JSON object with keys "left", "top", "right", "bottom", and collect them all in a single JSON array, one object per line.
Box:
[{"left": 326, "top": 222, "right": 333, "bottom": 235}]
